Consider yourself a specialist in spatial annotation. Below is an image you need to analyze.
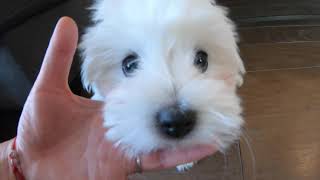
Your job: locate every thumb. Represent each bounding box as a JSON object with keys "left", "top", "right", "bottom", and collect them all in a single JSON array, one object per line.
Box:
[{"left": 34, "top": 17, "right": 78, "bottom": 90}]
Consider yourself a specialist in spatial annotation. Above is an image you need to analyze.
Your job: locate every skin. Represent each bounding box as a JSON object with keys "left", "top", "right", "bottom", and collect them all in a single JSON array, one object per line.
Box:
[{"left": 0, "top": 17, "right": 216, "bottom": 180}]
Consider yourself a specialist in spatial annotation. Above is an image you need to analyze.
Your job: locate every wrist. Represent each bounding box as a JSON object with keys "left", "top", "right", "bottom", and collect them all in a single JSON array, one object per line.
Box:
[{"left": 0, "top": 139, "right": 16, "bottom": 180}]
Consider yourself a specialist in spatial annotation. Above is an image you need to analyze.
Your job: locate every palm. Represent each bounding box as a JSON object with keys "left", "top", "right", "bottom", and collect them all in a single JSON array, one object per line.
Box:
[{"left": 18, "top": 86, "right": 131, "bottom": 179}]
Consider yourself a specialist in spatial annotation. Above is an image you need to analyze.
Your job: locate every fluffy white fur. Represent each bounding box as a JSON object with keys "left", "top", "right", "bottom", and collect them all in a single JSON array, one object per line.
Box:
[{"left": 80, "top": 0, "right": 245, "bottom": 165}]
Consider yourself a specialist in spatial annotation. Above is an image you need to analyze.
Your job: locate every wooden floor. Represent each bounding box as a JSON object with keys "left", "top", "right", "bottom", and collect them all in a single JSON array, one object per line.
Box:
[
  {"left": 239, "top": 25, "right": 320, "bottom": 180},
  {"left": 131, "top": 25, "right": 320, "bottom": 180}
]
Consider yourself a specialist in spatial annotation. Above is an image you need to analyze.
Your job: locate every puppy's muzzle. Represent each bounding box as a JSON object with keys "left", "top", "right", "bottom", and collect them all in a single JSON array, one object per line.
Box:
[{"left": 156, "top": 104, "right": 197, "bottom": 139}]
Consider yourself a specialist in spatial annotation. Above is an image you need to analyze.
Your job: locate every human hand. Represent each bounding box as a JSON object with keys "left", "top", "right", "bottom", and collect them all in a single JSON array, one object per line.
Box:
[{"left": 4, "top": 17, "right": 216, "bottom": 180}]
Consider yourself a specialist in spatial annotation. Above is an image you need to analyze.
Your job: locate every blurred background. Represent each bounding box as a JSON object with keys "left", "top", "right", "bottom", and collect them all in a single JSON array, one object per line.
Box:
[{"left": 1, "top": 0, "right": 320, "bottom": 180}]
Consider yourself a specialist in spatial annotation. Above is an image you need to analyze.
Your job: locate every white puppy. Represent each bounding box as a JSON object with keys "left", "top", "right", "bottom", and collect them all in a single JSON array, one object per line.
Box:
[{"left": 80, "top": 0, "right": 245, "bottom": 171}]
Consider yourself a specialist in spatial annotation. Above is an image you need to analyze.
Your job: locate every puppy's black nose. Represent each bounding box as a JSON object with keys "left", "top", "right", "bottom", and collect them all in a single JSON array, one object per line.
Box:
[{"left": 156, "top": 105, "right": 197, "bottom": 139}]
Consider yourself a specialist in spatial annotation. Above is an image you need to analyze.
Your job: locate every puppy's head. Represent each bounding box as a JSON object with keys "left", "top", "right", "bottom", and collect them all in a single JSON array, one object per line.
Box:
[{"left": 81, "top": 0, "right": 245, "bottom": 157}]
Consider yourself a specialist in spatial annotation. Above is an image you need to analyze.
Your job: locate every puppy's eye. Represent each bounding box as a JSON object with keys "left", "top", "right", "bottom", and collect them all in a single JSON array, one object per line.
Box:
[
  {"left": 194, "top": 50, "right": 208, "bottom": 73},
  {"left": 122, "top": 54, "right": 139, "bottom": 77}
]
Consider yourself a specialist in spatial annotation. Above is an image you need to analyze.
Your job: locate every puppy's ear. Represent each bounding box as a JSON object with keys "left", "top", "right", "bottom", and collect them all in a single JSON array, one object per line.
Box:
[
  {"left": 221, "top": 48, "right": 245, "bottom": 88},
  {"left": 79, "top": 27, "right": 120, "bottom": 97},
  {"left": 208, "top": 0, "right": 245, "bottom": 86},
  {"left": 234, "top": 52, "right": 246, "bottom": 87},
  {"left": 79, "top": 28, "right": 102, "bottom": 92},
  {"left": 80, "top": 54, "right": 95, "bottom": 92}
]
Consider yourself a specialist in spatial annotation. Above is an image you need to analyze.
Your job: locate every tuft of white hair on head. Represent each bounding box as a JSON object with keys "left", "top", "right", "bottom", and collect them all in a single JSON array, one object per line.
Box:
[{"left": 80, "top": 0, "right": 245, "bottom": 92}]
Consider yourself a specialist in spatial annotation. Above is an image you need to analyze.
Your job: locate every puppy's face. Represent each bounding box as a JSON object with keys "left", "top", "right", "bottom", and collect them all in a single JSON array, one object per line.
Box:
[{"left": 81, "top": 0, "right": 245, "bottom": 157}]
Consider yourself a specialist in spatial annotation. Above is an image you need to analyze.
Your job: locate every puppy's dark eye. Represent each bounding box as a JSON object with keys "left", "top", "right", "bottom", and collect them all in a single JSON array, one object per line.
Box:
[
  {"left": 122, "top": 54, "right": 139, "bottom": 77},
  {"left": 194, "top": 50, "right": 208, "bottom": 73}
]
